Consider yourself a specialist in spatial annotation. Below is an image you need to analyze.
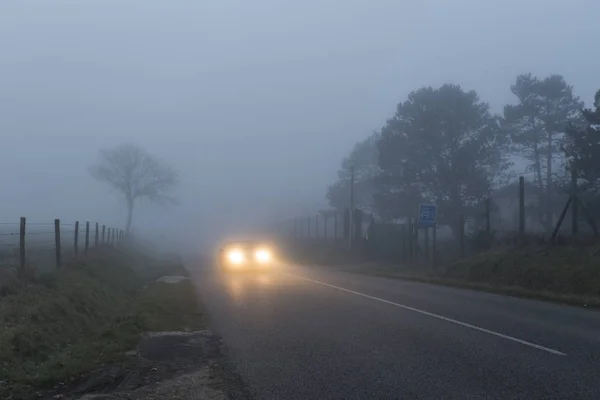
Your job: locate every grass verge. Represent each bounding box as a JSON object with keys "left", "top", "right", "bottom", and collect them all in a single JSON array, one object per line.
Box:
[
  {"left": 0, "top": 248, "right": 202, "bottom": 400},
  {"left": 327, "top": 245, "right": 600, "bottom": 308}
]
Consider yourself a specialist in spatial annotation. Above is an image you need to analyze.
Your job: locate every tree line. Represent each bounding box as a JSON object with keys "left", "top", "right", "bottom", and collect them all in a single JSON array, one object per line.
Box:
[{"left": 327, "top": 73, "right": 600, "bottom": 237}]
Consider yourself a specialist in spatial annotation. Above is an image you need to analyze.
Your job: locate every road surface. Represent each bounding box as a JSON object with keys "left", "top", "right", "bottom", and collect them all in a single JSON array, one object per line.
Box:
[{"left": 190, "top": 263, "right": 600, "bottom": 400}]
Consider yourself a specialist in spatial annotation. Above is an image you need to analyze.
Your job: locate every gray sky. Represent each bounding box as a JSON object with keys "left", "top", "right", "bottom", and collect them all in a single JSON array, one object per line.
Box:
[{"left": 1, "top": 0, "right": 599, "bottom": 249}]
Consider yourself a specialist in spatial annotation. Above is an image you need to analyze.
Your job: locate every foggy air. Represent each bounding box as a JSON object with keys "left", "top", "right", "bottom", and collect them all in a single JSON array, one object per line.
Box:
[{"left": 1, "top": 0, "right": 599, "bottom": 252}]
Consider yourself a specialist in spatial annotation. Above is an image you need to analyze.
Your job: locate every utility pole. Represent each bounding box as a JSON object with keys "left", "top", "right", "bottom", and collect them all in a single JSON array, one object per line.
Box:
[{"left": 349, "top": 165, "right": 355, "bottom": 250}]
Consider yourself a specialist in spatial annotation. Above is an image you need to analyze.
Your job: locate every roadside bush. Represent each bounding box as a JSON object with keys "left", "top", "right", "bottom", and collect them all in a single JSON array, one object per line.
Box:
[
  {"left": 440, "top": 245, "right": 600, "bottom": 297},
  {"left": 467, "top": 229, "right": 497, "bottom": 252}
]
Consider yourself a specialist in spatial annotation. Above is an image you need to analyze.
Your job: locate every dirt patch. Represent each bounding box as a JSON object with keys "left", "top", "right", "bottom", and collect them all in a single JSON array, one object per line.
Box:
[
  {"left": 78, "top": 368, "right": 225, "bottom": 400},
  {"left": 59, "top": 331, "right": 250, "bottom": 400}
]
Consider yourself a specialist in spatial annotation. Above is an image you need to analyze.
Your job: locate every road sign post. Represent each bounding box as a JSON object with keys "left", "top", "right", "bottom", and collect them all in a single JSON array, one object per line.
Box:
[{"left": 418, "top": 204, "right": 437, "bottom": 228}]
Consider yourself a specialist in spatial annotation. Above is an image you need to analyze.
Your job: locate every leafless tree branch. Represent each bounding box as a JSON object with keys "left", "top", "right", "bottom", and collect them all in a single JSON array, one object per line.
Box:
[{"left": 89, "top": 143, "right": 178, "bottom": 233}]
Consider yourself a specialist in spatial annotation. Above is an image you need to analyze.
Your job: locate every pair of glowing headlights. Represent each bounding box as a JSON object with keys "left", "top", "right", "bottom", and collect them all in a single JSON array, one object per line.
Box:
[{"left": 227, "top": 248, "right": 272, "bottom": 264}]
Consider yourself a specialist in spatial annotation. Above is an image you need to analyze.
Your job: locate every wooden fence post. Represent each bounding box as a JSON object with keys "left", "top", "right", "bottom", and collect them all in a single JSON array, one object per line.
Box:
[
  {"left": 519, "top": 176, "right": 525, "bottom": 246},
  {"left": 85, "top": 221, "right": 90, "bottom": 255},
  {"left": 95, "top": 223, "right": 99, "bottom": 247},
  {"left": 19, "top": 217, "right": 26, "bottom": 271},
  {"left": 102, "top": 225, "right": 106, "bottom": 245},
  {"left": 54, "top": 219, "right": 61, "bottom": 269},
  {"left": 571, "top": 169, "right": 578, "bottom": 236},
  {"left": 74, "top": 221, "right": 79, "bottom": 255}
]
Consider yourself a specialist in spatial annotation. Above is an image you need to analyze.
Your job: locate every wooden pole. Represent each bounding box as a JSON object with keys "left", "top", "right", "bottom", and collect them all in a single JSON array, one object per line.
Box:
[
  {"left": 74, "top": 221, "right": 79, "bottom": 255},
  {"left": 571, "top": 169, "right": 578, "bottom": 236},
  {"left": 102, "top": 225, "right": 106, "bottom": 245},
  {"left": 551, "top": 197, "right": 572, "bottom": 242},
  {"left": 54, "top": 219, "right": 61, "bottom": 269},
  {"left": 85, "top": 221, "right": 90, "bottom": 254},
  {"left": 19, "top": 217, "right": 26, "bottom": 271},
  {"left": 349, "top": 166, "right": 355, "bottom": 249},
  {"left": 519, "top": 176, "right": 525, "bottom": 246},
  {"left": 95, "top": 223, "right": 99, "bottom": 247}
]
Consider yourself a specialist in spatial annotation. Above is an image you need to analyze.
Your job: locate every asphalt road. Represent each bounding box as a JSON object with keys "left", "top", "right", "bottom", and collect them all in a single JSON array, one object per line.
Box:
[{"left": 190, "top": 262, "right": 600, "bottom": 400}]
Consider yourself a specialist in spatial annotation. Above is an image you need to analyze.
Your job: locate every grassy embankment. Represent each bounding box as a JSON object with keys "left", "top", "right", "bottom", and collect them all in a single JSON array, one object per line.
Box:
[
  {"left": 0, "top": 247, "right": 202, "bottom": 399},
  {"left": 330, "top": 245, "right": 600, "bottom": 308},
  {"left": 286, "top": 239, "right": 600, "bottom": 307}
]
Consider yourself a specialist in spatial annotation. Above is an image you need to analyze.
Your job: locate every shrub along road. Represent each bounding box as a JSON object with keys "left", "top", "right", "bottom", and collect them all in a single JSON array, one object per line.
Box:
[{"left": 192, "top": 262, "right": 600, "bottom": 400}]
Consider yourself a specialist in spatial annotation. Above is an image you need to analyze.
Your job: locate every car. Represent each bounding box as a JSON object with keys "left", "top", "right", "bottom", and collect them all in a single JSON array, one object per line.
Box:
[{"left": 217, "top": 240, "right": 277, "bottom": 271}]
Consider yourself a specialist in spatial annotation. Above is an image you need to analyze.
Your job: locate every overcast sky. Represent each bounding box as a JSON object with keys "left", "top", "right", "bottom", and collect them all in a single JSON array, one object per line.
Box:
[{"left": 1, "top": 0, "right": 599, "bottom": 249}]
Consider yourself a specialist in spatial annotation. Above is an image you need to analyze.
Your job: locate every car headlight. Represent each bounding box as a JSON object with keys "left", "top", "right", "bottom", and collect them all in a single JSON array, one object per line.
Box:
[
  {"left": 227, "top": 250, "right": 245, "bottom": 264},
  {"left": 255, "top": 249, "right": 271, "bottom": 263}
]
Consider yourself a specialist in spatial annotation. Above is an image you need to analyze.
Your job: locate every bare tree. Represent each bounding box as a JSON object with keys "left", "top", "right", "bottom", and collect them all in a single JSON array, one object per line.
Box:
[{"left": 89, "top": 143, "right": 178, "bottom": 234}]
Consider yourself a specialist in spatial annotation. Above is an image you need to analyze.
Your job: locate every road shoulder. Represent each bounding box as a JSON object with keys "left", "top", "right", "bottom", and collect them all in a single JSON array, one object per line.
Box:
[{"left": 73, "top": 330, "right": 250, "bottom": 400}]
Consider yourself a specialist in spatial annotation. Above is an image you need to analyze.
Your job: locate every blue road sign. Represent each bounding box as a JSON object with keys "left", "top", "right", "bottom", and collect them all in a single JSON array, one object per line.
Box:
[{"left": 418, "top": 204, "right": 437, "bottom": 228}]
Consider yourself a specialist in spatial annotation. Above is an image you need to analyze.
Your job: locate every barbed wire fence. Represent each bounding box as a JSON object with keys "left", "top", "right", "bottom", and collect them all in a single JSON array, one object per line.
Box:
[
  {"left": 270, "top": 170, "right": 600, "bottom": 267},
  {"left": 0, "top": 218, "right": 125, "bottom": 276}
]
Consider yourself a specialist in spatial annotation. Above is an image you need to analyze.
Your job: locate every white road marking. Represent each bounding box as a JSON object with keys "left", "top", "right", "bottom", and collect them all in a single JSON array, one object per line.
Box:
[{"left": 284, "top": 272, "right": 567, "bottom": 356}]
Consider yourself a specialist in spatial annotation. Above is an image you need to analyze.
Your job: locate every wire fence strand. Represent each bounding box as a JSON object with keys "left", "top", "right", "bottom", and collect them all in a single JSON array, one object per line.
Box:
[{"left": 0, "top": 218, "right": 126, "bottom": 273}]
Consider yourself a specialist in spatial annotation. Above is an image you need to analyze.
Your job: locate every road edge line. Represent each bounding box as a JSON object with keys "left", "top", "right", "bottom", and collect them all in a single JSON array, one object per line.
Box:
[{"left": 283, "top": 272, "right": 567, "bottom": 356}]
